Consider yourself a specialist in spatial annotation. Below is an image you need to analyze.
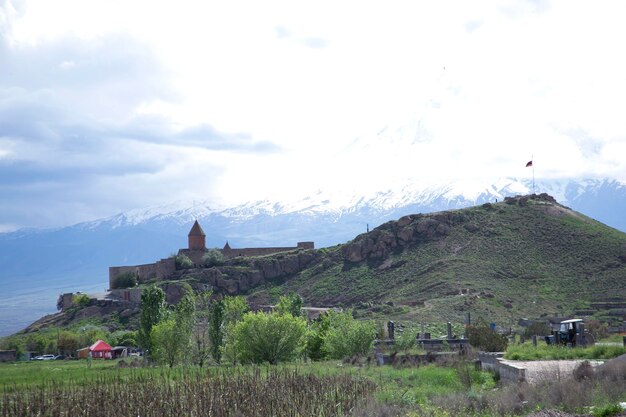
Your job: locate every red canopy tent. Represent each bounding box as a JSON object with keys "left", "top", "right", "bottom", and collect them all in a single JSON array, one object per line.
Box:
[{"left": 89, "top": 340, "right": 112, "bottom": 359}]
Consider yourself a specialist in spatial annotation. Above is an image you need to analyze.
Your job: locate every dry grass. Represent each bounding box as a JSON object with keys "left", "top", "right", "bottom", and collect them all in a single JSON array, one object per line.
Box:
[
  {"left": 0, "top": 367, "right": 376, "bottom": 417},
  {"left": 427, "top": 358, "right": 626, "bottom": 416}
]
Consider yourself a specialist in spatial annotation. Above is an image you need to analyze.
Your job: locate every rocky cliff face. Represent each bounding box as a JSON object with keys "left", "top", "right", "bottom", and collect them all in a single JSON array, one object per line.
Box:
[
  {"left": 342, "top": 214, "right": 452, "bottom": 263},
  {"left": 173, "top": 249, "right": 325, "bottom": 295}
]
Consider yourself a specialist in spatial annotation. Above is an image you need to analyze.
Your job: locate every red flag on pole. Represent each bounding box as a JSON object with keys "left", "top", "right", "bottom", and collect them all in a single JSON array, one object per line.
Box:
[{"left": 525, "top": 160, "right": 533, "bottom": 167}]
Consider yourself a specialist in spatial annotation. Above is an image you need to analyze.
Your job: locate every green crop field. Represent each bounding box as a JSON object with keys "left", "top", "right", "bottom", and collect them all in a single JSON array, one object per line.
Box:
[
  {"left": 2, "top": 354, "right": 625, "bottom": 417},
  {"left": 0, "top": 359, "right": 495, "bottom": 417}
]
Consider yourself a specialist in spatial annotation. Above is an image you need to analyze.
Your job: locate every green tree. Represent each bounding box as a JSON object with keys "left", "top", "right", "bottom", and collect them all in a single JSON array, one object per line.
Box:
[
  {"left": 138, "top": 285, "right": 167, "bottom": 355},
  {"left": 323, "top": 311, "right": 376, "bottom": 359},
  {"left": 57, "top": 331, "right": 80, "bottom": 356},
  {"left": 222, "top": 296, "right": 250, "bottom": 364},
  {"left": 202, "top": 249, "right": 225, "bottom": 267},
  {"left": 585, "top": 319, "right": 609, "bottom": 341},
  {"left": 276, "top": 293, "right": 303, "bottom": 318},
  {"left": 208, "top": 298, "right": 225, "bottom": 364},
  {"left": 174, "top": 291, "right": 196, "bottom": 363},
  {"left": 77, "top": 326, "right": 108, "bottom": 349},
  {"left": 191, "top": 291, "right": 213, "bottom": 367},
  {"left": 150, "top": 291, "right": 196, "bottom": 367},
  {"left": 466, "top": 318, "right": 508, "bottom": 352},
  {"left": 223, "top": 296, "right": 249, "bottom": 323},
  {"left": 150, "top": 319, "right": 178, "bottom": 367},
  {"left": 307, "top": 312, "right": 331, "bottom": 361},
  {"left": 25, "top": 334, "right": 48, "bottom": 355},
  {"left": 232, "top": 311, "right": 307, "bottom": 364},
  {"left": 110, "top": 330, "right": 137, "bottom": 347},
  {"left": 0, "top": 336, "right": 24, "bottom": 360}
]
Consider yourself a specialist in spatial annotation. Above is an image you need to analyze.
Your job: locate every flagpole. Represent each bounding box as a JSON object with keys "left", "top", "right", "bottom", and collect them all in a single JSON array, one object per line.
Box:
[{"left": 530, "top": 155, "right": 535, "bottom": 194}]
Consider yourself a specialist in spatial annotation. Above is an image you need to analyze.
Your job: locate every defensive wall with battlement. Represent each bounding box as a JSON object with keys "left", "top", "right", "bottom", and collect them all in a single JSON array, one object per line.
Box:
[{"left": 108, "top": 220, "right": 314, "bottom": 289}]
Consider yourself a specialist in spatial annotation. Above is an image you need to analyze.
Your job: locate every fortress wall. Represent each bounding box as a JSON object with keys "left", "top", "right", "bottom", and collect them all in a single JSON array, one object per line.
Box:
[
  {"left": 108, "top": 266, "right": 136, "bottom": 288},
  {"left": 135, "top": 258, "right": 176, "bottom": 282},
  {"left": 223, "top": 246, "right": 297, "bottom": 258},
  {"left": 109, "top": 258, "right": 176, "bottom": 288},
  {"left": 222, "top": 242, "right": 314, "bottom": 259},
  {"left": 178, "top": 249, "right": 205, "bottom": 265},
  {"left": 109, "top": 288, "right": 143, "bottom": 303}
]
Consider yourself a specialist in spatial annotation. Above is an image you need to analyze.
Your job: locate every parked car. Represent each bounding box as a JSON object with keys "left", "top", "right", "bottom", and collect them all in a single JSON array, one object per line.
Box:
[
  {"left": 54, "top": 355, "right": 66, "bottom": 360},
  {"left": 34, "top": 354, "right": 55, "bottom": 360}
]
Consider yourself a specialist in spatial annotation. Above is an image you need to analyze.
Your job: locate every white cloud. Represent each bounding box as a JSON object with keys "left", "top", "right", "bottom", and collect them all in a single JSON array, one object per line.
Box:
[{"left": 2, "top": 0, "right": 626, "bottom": 227}]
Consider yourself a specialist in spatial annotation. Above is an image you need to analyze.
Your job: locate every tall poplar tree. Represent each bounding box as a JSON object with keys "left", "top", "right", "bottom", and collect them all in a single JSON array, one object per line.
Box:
[{"left": 138, "top": 285, "right": 167, "bottom": 355}]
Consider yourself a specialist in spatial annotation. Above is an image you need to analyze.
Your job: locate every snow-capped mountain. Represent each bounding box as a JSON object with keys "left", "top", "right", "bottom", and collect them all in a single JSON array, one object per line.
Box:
[{"left": 1, "top": 177, "right": 625, "bottom": 336}]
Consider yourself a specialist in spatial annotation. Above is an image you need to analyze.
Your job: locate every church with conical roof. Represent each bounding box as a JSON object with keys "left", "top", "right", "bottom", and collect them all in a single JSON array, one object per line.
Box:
[
  {"left": 109, "top": 220, "right": 314, "bottom": 288},
  {"left": 188, "top": 220, "right": 206, "bottom": 251}
]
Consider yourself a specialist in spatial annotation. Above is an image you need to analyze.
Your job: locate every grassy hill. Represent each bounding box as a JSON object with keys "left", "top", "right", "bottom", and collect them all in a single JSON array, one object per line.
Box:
[
  {"left": 11, "top": 193, "right": 626, "bottom": 337},
  {"left": 247, "top": 194, "right": 626, "bottom": 325}
]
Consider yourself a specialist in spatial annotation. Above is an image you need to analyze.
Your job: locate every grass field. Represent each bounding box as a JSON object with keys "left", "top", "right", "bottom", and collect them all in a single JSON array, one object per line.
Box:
[
  {"left": 2, "top": 349, "right": 626, "bottom": 416},
  {"left": 0, "top": 358, "right": 495, "bottom": 416},
  {"left": 504, "top": 342, "right": 626, "bottom": 361}
]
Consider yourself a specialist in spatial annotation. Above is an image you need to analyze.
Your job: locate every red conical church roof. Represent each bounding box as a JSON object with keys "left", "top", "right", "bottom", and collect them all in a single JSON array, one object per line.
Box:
[{"left": 188, "top": 220, "right": 206, "bottom": 237}]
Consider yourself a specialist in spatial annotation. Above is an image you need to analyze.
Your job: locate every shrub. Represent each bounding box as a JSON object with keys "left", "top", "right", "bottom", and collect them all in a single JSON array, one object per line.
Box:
[
  {"left": 110, "top": 271, "right": 137, "bottom": 289},
  {"left": 585, "top": 319, "right": 609, "bottom": 341},
  {"left": 72, "top": 293, "right": 90, "bottom": 308},
  {"left": 202, "top": 249, "right": 225, "bottom": 267},
  {"left": 57, "top": 331, "right": 80, "bottom": 355},
  {"left": 176, "top": 254, "right": 194, "bottom": 269},
  {"left": 276, "top": 293, "right": 303, "bottom": 318},
  {"left": 323, "top": 311, "right": 376, "bottom": 359},
  {"left": 523, "top": 321, "right": 551, "bottom": 338},
  {"left": 594, "top": 404, "right": 624, "bottom": 417},
  {"left": 231, "top": 311, "right": 307, "bottom": 364},
  {"left": 466, "top": 318, "right": 508, "bottom": 352},
  {"left": 307, "top": 313, "right": 331, "bottom": 361},
  {"left": 150, "top": 319, "right": 180, "bottom": 367},
  {"left": 393, "top": 328, "right": 417, "bottom": 354},
  {"left": 111, "top": 330, "right": 137, "bottom": 347}
]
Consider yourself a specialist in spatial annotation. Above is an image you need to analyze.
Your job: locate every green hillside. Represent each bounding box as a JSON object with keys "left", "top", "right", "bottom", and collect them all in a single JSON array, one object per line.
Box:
[
  {"left": 249, "top": 194, "right": 626, "bottom": 325},
  {"left": 13, "top": 193, "right": 626, "bottom": 337}
]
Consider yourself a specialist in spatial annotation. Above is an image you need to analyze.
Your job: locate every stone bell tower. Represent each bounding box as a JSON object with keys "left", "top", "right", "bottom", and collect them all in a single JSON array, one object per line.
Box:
[{"left": 188, "top": 220, "right": 206, "bottom": 251}]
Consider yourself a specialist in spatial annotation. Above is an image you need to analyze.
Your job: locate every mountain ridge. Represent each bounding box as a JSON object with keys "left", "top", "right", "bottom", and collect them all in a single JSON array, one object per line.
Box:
[
  {"left": 19, "top": 193, "right": 626, "bottom": 336},
  {"left": 1, "top": 177, "right": 626, "bottom": 336}
]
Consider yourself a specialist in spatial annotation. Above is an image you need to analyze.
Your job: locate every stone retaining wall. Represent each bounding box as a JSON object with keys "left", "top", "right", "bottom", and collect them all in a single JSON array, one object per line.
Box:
[{"left": 478, "top": 352, "right": 526, "bottom": 383}]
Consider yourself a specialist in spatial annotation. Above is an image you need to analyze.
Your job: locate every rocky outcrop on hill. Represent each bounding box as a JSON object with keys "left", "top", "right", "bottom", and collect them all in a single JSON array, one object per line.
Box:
[
  {"left": 340, "top": 193, "right": 561, "bottom": 263},
  {"left": 172, "top": 249, "right": 325, "bottom": 295},
  {"left": 342, "top": 212, "right": 460, "bottom": 263}
]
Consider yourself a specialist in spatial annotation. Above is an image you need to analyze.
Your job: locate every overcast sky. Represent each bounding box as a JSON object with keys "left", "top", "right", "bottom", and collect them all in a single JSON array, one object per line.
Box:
[{"left": 1, "top": 0, "right": 626, "bottom": 231}]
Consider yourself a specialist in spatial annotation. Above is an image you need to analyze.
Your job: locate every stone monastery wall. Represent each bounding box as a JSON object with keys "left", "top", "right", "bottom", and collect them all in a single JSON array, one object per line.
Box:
[
  {"left": 221, "top": 241, "right": 314, "bottom": 259},
  {"left": 108, "top": 258, "right": 175, "bottom": 289},
  {"left": 108, "top": 221, "right": 314, "bottom": 289}
]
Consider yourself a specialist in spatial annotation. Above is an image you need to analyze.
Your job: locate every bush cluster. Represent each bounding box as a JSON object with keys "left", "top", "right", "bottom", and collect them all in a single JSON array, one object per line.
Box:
[
  {"left": 175, "top": 254, "right": 194, "bottom": 269},
  {"left": 202, "top": 249, "right": 225, "bottom": 267},
  {"left": 110, "top": 272, "right": 137, "bottom": 289},
  {"left": 72, "top": 293, "right": 90, "bottom": 308},
  {"left": 466, "top": 318, "right": 508, "bottom": 352}
]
